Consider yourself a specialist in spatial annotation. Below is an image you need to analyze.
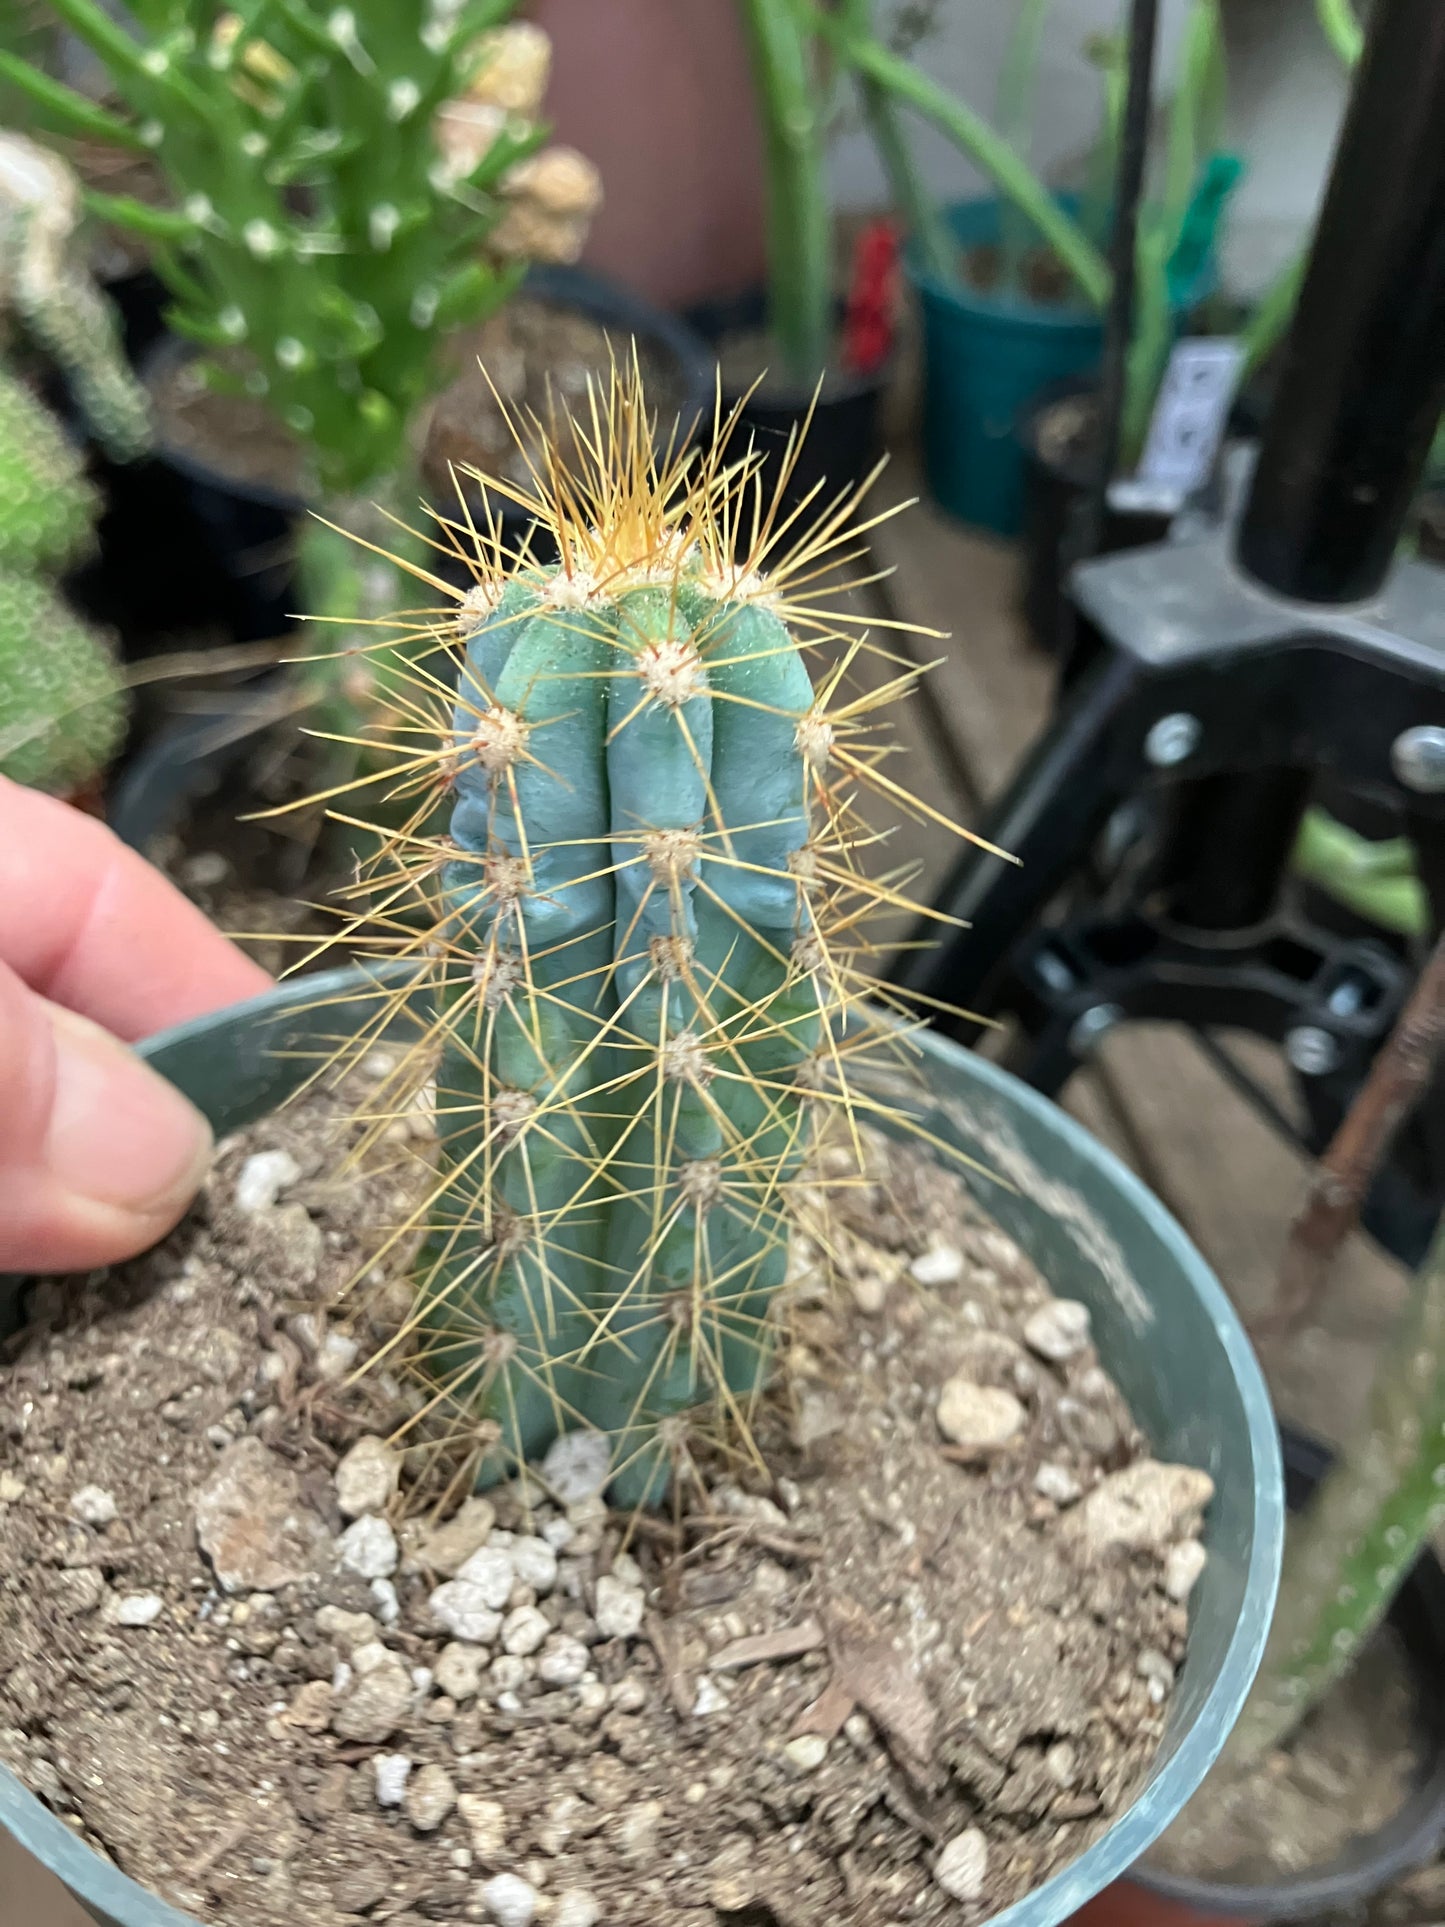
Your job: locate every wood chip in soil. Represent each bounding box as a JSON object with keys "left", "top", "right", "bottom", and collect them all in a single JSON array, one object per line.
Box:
[{"left": 0, "top": 1070, "right": 1212, "bottom": 1927}]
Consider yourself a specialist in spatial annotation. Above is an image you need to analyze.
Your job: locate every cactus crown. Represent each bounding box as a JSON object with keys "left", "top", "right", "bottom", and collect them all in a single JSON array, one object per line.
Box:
[{"left": 302, "top": 369, "right": 973, "bottom": 1508}]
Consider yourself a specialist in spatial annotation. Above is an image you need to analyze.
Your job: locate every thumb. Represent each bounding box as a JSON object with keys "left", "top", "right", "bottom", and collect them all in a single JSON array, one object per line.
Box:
[{"left": 0, "top": 960, "right": 213, "bottom": 1274}]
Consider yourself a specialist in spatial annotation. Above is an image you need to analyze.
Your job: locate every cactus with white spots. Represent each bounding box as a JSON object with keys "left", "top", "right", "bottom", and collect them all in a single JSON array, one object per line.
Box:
[{"left": 0, "top": 3, "right": 596, "bottom": 492}]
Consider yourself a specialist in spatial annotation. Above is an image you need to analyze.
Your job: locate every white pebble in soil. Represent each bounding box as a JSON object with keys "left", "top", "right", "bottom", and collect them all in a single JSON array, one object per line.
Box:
[
  {"left": 1063, "top": 1461, "right": 1215, "bottom": 1559},
  {"left": 1022, "top": 1298, "right": 1092, "bottom": 1362},
  {"left": 508, "top": 1534, "right": 559, "bottom": 1594},
  {"left": 1034, "top": 1462, "right": 1083, "bottom": 1505},
  {"left": 593, "top": 1574, "right": 645, "bottom": 1640},
  {"left": 70, "top": 1485, "right": 118, "bottom": 1528},
  {"left": 429, "top": 1582, "right": 503, "bottom": 1646},
  {"left": 501, "top": 1605, "right": 550, "bottom": 1657},
  {"left": 339, "top": 1516, "right": 399, "bottom": 1580},
  {"left": 234, "top": 1149, "right": 301, "bottom": 1214},
  {"left": 1137, "top": 1648, "right": 1176, "bottom": 1702},
  {"left": 692, "top": 1677, "right": 729, "bottom": 1718},
  {"left": 404, "top": 1762, "right": 457, "bottom": 1832},
  {"left": 936, "top": 1377, "right": 1026, "bottom": 1450},
  {"left": 539, "top": 1429, "right": 612, "bottom": 1505},
  {"left": 1164, "top": 1537, "right": 1208, "bottom": 1601},
  {"left": 908, "top": 1243, "right": 966, "bottom": 1286},
  {"left": 334, "top": 1437, "right": 401, "bottom": 1519},
  {"left": 108, "top": 1593, "right": 164, "bottom": 1627},
  {"left": 332, "top": 1661, "right": 412, "bottom": 1744},
  {"left": 537, "top": 1635, "right": 589, "bottom": 1687},
  {"left": 553, "top": 1893, "right": 601, "bottom": 1927},
  {"left": 371, "top": 1577, "right": 400, "bottom": 1625},
  {"left": 455, "top": 1545, "right": 517, "bottom": 1609},
  {"left": 435, "top": 1643, "right": 488, "bottom": 1702},
  {"left": 783, "top": 1734, "right": 828, "bottom": 1773},
  {"left": 490, "top": 1655, "right": 528, "bottom": 1692},
  {"left": 315, "top": 1331, "right": 360, "bottom": 1381},
  {"left": 374, "top": 1754, "right": 413, "bottom": 1808},
  {"left": 417, "top": 1497, "right": 497, "bottom": 1576},
  {"left": 482, "top": 1871, "right": 539, "bottom": 1927},
  {"left": 935, "top": 1828, "right": 989, "bottom": 1903},
  {"left": 458, "top": 1795, "right": 507, "bottom": 1858}
]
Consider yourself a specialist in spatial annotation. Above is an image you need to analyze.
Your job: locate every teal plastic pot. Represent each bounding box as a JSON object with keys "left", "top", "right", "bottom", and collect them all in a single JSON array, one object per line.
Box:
[
  {"left": 0, "top": 969, "right": 1284, "bottom": 1927},
  {"left": 908, "top": 198, "right": 1213, "bottom": 537}
]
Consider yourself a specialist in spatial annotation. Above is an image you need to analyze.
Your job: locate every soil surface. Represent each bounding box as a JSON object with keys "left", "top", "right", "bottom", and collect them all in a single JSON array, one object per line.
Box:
[
  {"left": 713, "top": 326, "right": 857, "bottom": 407},
  {"left": 963, "top": 244, "right": 1078, "bottom": 311},
  {"left": 424, "top": 300, "right": 686, "bottom": 511},
  {"left": 1148, "top": 1625, "right": 1422, "bottom": 1890},
  {"left": 0, "top": 1081, "right": 1209, "bottom": 1927},
  {"left": 149, "top": 351, "right": 312, "bottom": 499}
]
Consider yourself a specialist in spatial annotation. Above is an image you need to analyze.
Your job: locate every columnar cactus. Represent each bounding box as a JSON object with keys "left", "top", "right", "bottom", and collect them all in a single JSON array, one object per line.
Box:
[
  {"left": 0, "top": 567, "right": 126, "bottom": 792},
  {"left": 0, "top": 365, "right": 126, "bottom": 793},
  {"left": 318, "top": 372, "right": 960, "bottom": 1507},
  {"left": 0, "top": 133, "right": 151, "bottom": 462},
  {"left": 0, "top": 365, "right": 99, "bottom": 573}
]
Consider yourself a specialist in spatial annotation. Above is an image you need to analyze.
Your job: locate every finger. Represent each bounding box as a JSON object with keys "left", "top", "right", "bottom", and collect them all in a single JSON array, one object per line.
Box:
[
  {"left": 0, "top": 958, "right": 213, "bottom": 1273},
  {"left": 0, "top": 777, "right": 270, "bottom": 1043}
]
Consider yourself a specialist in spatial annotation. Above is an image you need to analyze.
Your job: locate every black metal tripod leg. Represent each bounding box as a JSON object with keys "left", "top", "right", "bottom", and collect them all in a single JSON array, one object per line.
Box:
[{"left": 889, "top": 647, "right": 1143, "bottom": 1032}]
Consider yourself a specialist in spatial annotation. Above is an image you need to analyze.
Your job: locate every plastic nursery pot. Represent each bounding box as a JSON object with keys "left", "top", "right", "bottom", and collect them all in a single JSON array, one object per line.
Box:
[
  {"left": 906, "top": 198, "right": 1215, "bottom": 540},
  {"left": 1072, "top": 1429, "right": 1445, "bottom": 1927},
  {"left": 686, "top": 288, "right": 890, "bottom": 547},
  {"left": 425, "top": 263, "right": 714, "bottom": 585},
  {"left": 65, "top": 331, "right": 305, "bottom": 659},
  {"left": 1018, "top": 380, "right": 1178, "bottom": 659},
  {"left": 0, "top": 967, "right": 1284, "bottom": 1927}
]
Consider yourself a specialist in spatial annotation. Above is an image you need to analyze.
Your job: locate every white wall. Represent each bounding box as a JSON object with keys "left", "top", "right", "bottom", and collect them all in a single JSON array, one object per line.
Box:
[{"left": 829, "top": 0, "right": 1352, "bottom": 301}]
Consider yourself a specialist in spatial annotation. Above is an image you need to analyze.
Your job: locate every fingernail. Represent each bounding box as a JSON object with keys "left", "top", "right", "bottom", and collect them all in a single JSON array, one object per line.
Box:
[{"left": 47, "top": 1006, "right": 213, "bottom": 1218}]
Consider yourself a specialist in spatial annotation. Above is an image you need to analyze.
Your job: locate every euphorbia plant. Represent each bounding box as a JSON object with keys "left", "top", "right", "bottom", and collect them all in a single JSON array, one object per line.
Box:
[{"left": 0, "top": 0, "right": 546, "bottom": 494}]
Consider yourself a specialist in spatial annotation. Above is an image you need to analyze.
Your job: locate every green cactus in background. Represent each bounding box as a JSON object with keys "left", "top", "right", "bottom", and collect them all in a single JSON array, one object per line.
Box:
[
  {"left": 306, "top": 369, "right": 968, "bottom": 1507},
  {"left": 0, "top": 366, "right": 99, "bottom": 573},
  {"left": 0, "top": 366, "right": 125, "bottom": 794},
  {"left": 0, "top": 132, "right": 151, "bottom": 462},
  {"left": 0, "top": 567, "right": 126, "bottom": 791},
  {"left": 0, "top": 0, "right": 548, "bottom": 494}
]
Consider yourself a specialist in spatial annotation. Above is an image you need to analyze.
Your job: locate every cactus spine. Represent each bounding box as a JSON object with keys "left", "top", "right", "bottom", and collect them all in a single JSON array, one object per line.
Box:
[{"left": 313, "top": 371, "right": 966, "bottom": 1507}]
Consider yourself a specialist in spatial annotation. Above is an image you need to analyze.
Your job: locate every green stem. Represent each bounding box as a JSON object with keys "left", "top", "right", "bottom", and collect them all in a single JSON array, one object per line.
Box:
[
  {"left": 840, "top": 0, "right": 955, "bottom": 285},
  {"left": 995, "top": 0, "right": 1051, "bottom": 296},
  {"left": 0, "top": 52, "right": 146, "bottom": 150},
  {"left": 1238, "top": 251, "right": 1305, "bottom": 381},
  {"left": 1316, "top": 0, "right": 1364, "bottom": 69},
  {"left": 1292, "top": 808, "right": 1428, "bottom": 939},
  {"left": 737, "top": 0, "right": 833, "bottom": 385},
  {"left": 822, "top": 14, "right": 1109, "bottom": 310},
  {"left": 1228, "top": 1217, "right": 1445, "bottom": 1765}
]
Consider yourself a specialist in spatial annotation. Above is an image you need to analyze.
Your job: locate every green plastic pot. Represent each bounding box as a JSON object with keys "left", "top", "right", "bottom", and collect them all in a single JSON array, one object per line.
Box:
[
  {"left": 0, "top": 967, "right": 1284, "bottom": 1927},
  {"left": 909, "top": 198, "right": 1217, "bottom": 538}
]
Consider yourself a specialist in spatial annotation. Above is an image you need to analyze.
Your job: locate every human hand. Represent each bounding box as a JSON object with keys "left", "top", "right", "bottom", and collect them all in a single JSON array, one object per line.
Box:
[{"left": 0, "top": 777, "right": 272, "bottom": 1272}]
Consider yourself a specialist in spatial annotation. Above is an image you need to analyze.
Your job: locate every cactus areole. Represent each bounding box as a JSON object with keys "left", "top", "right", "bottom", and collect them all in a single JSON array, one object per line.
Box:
[{"left": 315, "top": 371, "right": 968, "bottom": 1508}]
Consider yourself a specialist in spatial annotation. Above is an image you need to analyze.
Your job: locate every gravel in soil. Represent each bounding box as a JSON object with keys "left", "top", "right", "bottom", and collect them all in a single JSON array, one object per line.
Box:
[{"left": 0, "top": 1075, "right": 1210, "bottom": 1927}]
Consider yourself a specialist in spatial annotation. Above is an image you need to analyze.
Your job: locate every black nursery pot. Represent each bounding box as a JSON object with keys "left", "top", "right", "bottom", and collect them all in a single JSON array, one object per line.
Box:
[
  {"left": 686, "top": 290, "right": 889, "bottom": 545},
  {"left": 428, "top": 264, "right": 714, "bottom": 587},
  {"left": 67, "top": 333, "right": 304, "bottom": 658},
  {"left": 1019, "top": 382, "right": 1176, "bottom": 659},
  {"left": 1118, "top": 1426, "right": 1445, "bottom": 1925}
]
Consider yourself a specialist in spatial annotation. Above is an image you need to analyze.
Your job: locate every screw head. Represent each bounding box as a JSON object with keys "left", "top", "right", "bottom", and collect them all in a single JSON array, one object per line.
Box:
[
  {"left": 1068, "top": 1003, "right": 1124, "bottom": 1056},
  {"left": 1284, "top": 1025, "right": 1341, "bottom": 1077},
  {"left": 1144, "top": 713, "right": 1202, "bottom": 768},
  {"left": 1391, "top": 725, "right": 1445, "bottom": 794}
]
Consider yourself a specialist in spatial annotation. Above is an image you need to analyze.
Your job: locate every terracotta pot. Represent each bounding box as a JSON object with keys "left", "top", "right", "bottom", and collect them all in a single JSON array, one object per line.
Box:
[
  {"left": 528, "top": 0, "right": 767, "bottom": 308},
  {"left": 1069, "top": 1881, "right": 1251, "bottom": 1927}
]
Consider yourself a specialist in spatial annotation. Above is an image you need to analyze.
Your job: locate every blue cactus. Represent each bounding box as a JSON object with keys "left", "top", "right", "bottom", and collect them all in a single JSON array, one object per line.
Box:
[{"left": 310, "top": 372, "right": 961, "bottom": 1508}]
